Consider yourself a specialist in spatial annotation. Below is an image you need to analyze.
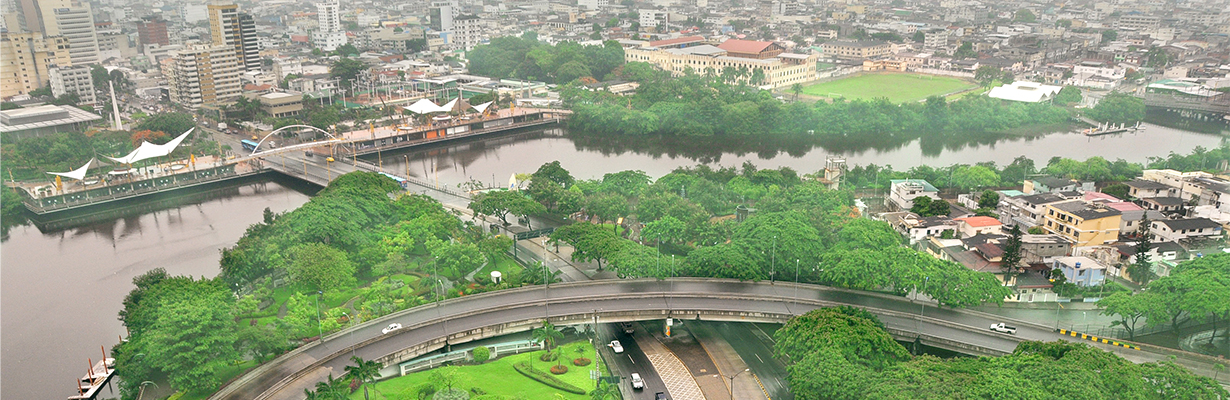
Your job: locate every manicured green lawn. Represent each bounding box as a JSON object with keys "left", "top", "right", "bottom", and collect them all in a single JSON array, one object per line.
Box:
[
  {"left": 802, "top": 73, "right": 976, "bottom": 103},
  {"left": 352, "top": 341, "right": 606, "bottom": 400},
  {"left": 477, "top": 254, "right": 524, "bottom": 280}
]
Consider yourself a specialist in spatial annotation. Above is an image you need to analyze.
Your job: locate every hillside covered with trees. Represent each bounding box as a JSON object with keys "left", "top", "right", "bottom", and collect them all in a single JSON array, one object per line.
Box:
[{"left": 776, "top": 307, "right": 1228, "bottom": 399}]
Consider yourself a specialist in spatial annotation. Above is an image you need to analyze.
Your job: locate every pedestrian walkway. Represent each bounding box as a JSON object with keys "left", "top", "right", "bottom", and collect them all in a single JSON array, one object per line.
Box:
[
  {"left": 635, "top": 329, "right": 705, "bottom": 400},
  {"left": 691, "top": 323, "right": 769, "bottom": 400}
]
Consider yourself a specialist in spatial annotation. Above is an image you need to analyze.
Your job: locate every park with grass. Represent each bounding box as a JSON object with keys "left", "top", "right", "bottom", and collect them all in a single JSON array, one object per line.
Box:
[
  {"left": 352, "top": 339, "right": 610, "bottom": 400},
  {"left": 800, "top": 73, "right": 977, "bottom": 103}
]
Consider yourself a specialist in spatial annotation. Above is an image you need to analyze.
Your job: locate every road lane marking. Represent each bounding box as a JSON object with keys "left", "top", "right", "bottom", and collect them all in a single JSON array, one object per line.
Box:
[
  {"left": 755, "top": 354, "right": 764, "bottom": 363},
  {"left": 629, "top": 354, "right": 635, "bottom": 364}
]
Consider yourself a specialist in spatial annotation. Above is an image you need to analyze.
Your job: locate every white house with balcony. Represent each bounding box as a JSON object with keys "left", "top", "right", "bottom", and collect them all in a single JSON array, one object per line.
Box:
[{"left": 888, "top": 179, "right": 940, "bottom": 211}]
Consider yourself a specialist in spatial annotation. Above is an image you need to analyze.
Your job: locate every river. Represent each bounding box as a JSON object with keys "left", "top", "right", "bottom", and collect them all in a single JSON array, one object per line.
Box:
[{"left": 2, "top": 115, "right": 1226, "bottom": 399}]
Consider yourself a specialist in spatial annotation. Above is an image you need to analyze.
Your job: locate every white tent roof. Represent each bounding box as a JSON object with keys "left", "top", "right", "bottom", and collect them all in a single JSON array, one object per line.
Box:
[
  {"left": 47, "top": 158, "right": 97, "bottom": 181},
  {"left": 439, "top": 98, "right": 458, "bottom": 112},
  {"left": 987, "top": 81, "right": 1062, "bottom": 103},
  {"left": 471, "top": 101, "right": 493, "bottom": 114},
  {"left": 405, "top": 98, "right": 449, "bottom": 114},
  {"left": 106, "top": 128, "right": 194, "bottom": 164}
]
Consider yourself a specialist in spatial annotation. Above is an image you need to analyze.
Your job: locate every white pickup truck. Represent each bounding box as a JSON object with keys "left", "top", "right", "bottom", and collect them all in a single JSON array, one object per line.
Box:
[{"left": 989, "top": 323, "right": 1017, "bottom": 334}]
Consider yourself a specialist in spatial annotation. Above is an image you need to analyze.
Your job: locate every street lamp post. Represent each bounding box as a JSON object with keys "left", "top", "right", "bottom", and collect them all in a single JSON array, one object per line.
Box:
[
  {"left": 342, "top": 312, "right": 356, "bottom": 358},
  {"left": 316, "top": 290, "right": 323, "bottom": 341},
  {"left": 721, "top": 368, "right": 751, "bottom": 400},
  {"left": 916, "top": 277, "right": 929, "bottom": 334},
  {"left": 794, "top": 259, "right": 800, "bottom": 303},
  {"left": 771, "top": 236, "right": 777, "bottom": 283}
]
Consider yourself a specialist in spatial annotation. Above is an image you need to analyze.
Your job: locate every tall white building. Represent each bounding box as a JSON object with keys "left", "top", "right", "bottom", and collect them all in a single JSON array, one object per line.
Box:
[
  {"left": 162, "top": 43, "right": 242, "bottom": 108},
  {"left": 49, "top": 65, "right": 96, "bottom": 105},
  {"left": 313, "top": 0, "right": 347, "bottom": 51},
  {"left": 39, "top": 0, "right": 101, "bottom": 66},
  {"left": 453, "top": 14, "right": 484, "bottom": 50}
]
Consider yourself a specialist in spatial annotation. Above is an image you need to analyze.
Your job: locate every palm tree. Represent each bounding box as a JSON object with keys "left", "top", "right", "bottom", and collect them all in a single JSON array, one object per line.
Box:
[
  {"left": 344, "top": 356, "right": 384, "bottom": 400},
  {"left": 315, "top": 374, "right": 348, "bottom": 400},
  {"left": 303, "top": 388, "right": 319, "bottom": 400},
  {"left": 532, "top": 321, "right": 565, "bottom": 367},
  {"left": 791, "top": 83, "right": 804, "bottom": 101}
]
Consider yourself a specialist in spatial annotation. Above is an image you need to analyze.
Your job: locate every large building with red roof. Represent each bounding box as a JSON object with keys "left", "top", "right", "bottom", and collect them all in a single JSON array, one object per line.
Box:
[{"left": 716, "top": 39, "right": 785, "bottom": 59}]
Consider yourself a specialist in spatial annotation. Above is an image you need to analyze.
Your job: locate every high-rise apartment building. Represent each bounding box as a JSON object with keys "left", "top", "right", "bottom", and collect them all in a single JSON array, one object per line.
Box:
[
  {"left": 38, "top": 0, "right": 100, "bottom": 66},
  {"left": 49, "top": 65, "right": 95, "bottom": 105},
  {"left": 1, "top": 32, "right": 71, "bottom": 98},
  {"left": 208, "top": 3, "right": 260, "bottom": 72},
  {"left": 453, "top": 15, "right": 484, "bottom": 50},
  {"left": 137, "top": 17, "right": 169, "bottom": 48},
  {"left": 162, "top": 43, "right": 242, "bottom": 108},
  {"left": 312, "top": 0, "right": 346, "bottom": 51}
]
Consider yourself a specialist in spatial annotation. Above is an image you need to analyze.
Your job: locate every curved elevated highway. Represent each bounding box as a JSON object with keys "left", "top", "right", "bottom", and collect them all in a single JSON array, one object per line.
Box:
[{"left": 210, "top": 279, "right": 1229, "bottom": 400}]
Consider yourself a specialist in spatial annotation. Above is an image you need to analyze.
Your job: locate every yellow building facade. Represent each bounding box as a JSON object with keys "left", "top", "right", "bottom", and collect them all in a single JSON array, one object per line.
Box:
[
  {"left": 1042, "top": 201, "right": 1123, "bottom": 247},
  {"left": 1, "top": 32, "right": 71, "bottom": 99}
]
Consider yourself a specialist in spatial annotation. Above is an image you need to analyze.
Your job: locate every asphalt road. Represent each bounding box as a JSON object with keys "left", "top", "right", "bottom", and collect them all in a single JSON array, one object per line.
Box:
[
  {"left": 600, "top": 322, "right": 668, "bottom": 400},
  {"left": 705, "top": 321, "right": 793, "bottom": 400},
  {"left": 214, "top": 279, "right": 1226, "bottom": 400}
]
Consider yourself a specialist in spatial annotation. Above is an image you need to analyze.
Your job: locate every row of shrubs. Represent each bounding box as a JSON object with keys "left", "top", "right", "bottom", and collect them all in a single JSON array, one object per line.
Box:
[{"left": 512, "top": 361, "right": 588, "bottom": 395}]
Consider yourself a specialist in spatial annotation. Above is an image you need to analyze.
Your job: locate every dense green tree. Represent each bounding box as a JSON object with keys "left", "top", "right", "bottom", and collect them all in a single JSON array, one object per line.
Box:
[
  {"left": 977, "top": 190, "right": 1000, "bottom": 208},
  {"left": 909, "top": 196, "right": 950, "bottom": 217},
  {"left": 1001, "top": 225, "right": 1023, "bottom": 275},
  {"left": 469, "top": 190, "right": 545, "bottom": 225},
  {"left": 585, "top": 192, "right": 630, "bottom": 224},
  {"left": 288, "top": 243, "right": 357, "bottom": 293},
  {"left": 642, "top": 215, "right": 687, "bottom": 245},
  {"left": 139, "top": 278, "right": 240, "bottom": 392},
  {"left": 1054, "top": 86, "right": 1083, "bottom": 106},
  {"left": 950, "top": 165, "right": 1000, "bottom": 189},
  {"left": 975, "top": 66, "right": 1002, "bottom": 87},
  {"left": 1129, "top": 214, "right": 1155, "bottom": 285},
  {"left": 551, "top": 222, "right": 625, "bottom": 270},
  {"left": 1086, "top": 92, "right": 1145, "bottom": 124},
  {"left": 330, "top": 58, "right": 369, "bottom": 90},
  {"left": 136, "top": 112, "right": 196, "bottom": 136},
  {"left": 1102, "top": 29, "right": 1118, "bottom": 43},
  {"left": 1014, "top": 9, "right": 1036, "bottom": 22}
]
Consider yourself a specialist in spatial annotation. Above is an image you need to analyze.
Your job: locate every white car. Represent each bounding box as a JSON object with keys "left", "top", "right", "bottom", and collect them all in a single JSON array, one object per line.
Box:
[
  {"left": 609, "top": 340, "right": 624, "bottom": 354},
  {"left": 382, "top": 323, "right": 403, "bottom": 334},
  {"left": 989, "top": 323, "right": 1017, "bottom": 335},
  {"left": 630, "top": 373, "right": 644, "bottom": 390}
]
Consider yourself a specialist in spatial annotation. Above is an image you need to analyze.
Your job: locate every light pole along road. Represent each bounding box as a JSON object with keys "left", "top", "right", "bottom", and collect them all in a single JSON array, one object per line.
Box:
[{"left": 209, "top": 278, "right": 1230, "bottom": 400}]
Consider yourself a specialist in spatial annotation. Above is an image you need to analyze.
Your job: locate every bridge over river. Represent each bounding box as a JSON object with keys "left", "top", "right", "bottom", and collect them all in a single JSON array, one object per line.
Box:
[
  {"left": 209, "top": 279, "right": 1230, "bottom": 400},
  {"left": 12, "top": 108, "right": 566, "bottom": 214}
]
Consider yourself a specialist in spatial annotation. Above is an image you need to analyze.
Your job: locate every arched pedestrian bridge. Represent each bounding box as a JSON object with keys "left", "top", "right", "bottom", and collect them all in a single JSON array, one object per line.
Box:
[{"left": 210, "top": 279, "right": 1228, "bottom": 400}]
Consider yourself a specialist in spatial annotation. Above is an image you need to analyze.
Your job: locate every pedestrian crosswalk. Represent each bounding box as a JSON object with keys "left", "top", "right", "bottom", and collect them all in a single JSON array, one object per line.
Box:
[{"left": 645, "top": 353, "right": 705, "bottom": 400}]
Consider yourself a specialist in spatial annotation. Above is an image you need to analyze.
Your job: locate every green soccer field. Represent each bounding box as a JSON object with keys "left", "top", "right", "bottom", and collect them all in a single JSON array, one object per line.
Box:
[{"left": 801, "top": 73, "right": 977, "bottom": 103}]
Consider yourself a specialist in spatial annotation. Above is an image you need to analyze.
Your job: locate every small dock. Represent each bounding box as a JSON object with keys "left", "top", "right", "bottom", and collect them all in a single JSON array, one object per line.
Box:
[
  {"left": 68, "top": 357, "right": 115, "bottom": 400},
  {"left": 1077, "top": 117, "right": 1143, "bottom": 136}
]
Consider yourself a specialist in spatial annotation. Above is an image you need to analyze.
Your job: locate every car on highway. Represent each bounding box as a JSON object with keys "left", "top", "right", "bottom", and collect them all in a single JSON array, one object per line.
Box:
[
  {"left": 621, "top": 322, "right": 635, "bottom": 334},
  {"left": 382, "top": 323, "right": 403, "bottom": 334},
  {"left": 609, "top": 340, "right": 624, "bottom": 353},
  {"left": 655, "top": 392, "right": 668, "bottom": 400},
  {"left": 630, "top": 373, "right": 644, "bottom": 390},
  {"left": 989, "top": 323, "right": 1016, "bottom": 334}
]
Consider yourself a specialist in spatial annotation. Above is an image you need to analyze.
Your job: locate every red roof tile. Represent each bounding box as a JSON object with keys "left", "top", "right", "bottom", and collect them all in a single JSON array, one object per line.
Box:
[
  {"left": 955, "top": 216, "right": 1002, "bottom": 227},
  {"left": 717, "top": 39, "right": 775, "bottom": 54},
  {"left": 649, "top": 36, "right": 705, "bottom": 47}
]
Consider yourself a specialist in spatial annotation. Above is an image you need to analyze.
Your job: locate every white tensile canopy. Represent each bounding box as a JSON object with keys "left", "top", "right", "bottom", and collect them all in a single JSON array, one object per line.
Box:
[
  {"left": 405, "top": 98, "right": 449, "bottom": 114},
  {"left": 105, "top": 128, "right": 194, "bottom": 164},
  {"left": 438, "top": 98, "right": 458, "bottom": 112},
  {"left": 47, "top": 158, "right": 98, "bottom": 181},
  {"left": 471, "top": 101, "right": 493, "bottom": 114}
]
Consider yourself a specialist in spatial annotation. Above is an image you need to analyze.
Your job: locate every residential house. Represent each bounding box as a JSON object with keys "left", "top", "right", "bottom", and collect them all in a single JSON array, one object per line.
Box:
[
  {"left": 888, "top": 179, "right": 940, "bottom": 211},
  {"left": 998, "top": 192, "right": 1066, "bottom": 228},
  {"left": 1150, "top": 218, "right": 1223, "bottom": 243},
  {"left": 1053, "top": 256, "right": 1107, "bottom": 287},
  {"left": 1023, "top": 176, "right": 1080, "bottom": 195},
  {"left": 1042, "top": 201, "right": 1122, "bottom": 247},
  {"left": 1125, "top": 178, "right": 1174, "bottom": 199},
  {"left": 954, "top": 216, "right": 1003, "bottom": 238},
  {"left": 1020, "top": 234, "right": 1074, "bottom": 264},
  {"left": 1139, "top": 197, "right": 1185, "bottom": 213}
]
